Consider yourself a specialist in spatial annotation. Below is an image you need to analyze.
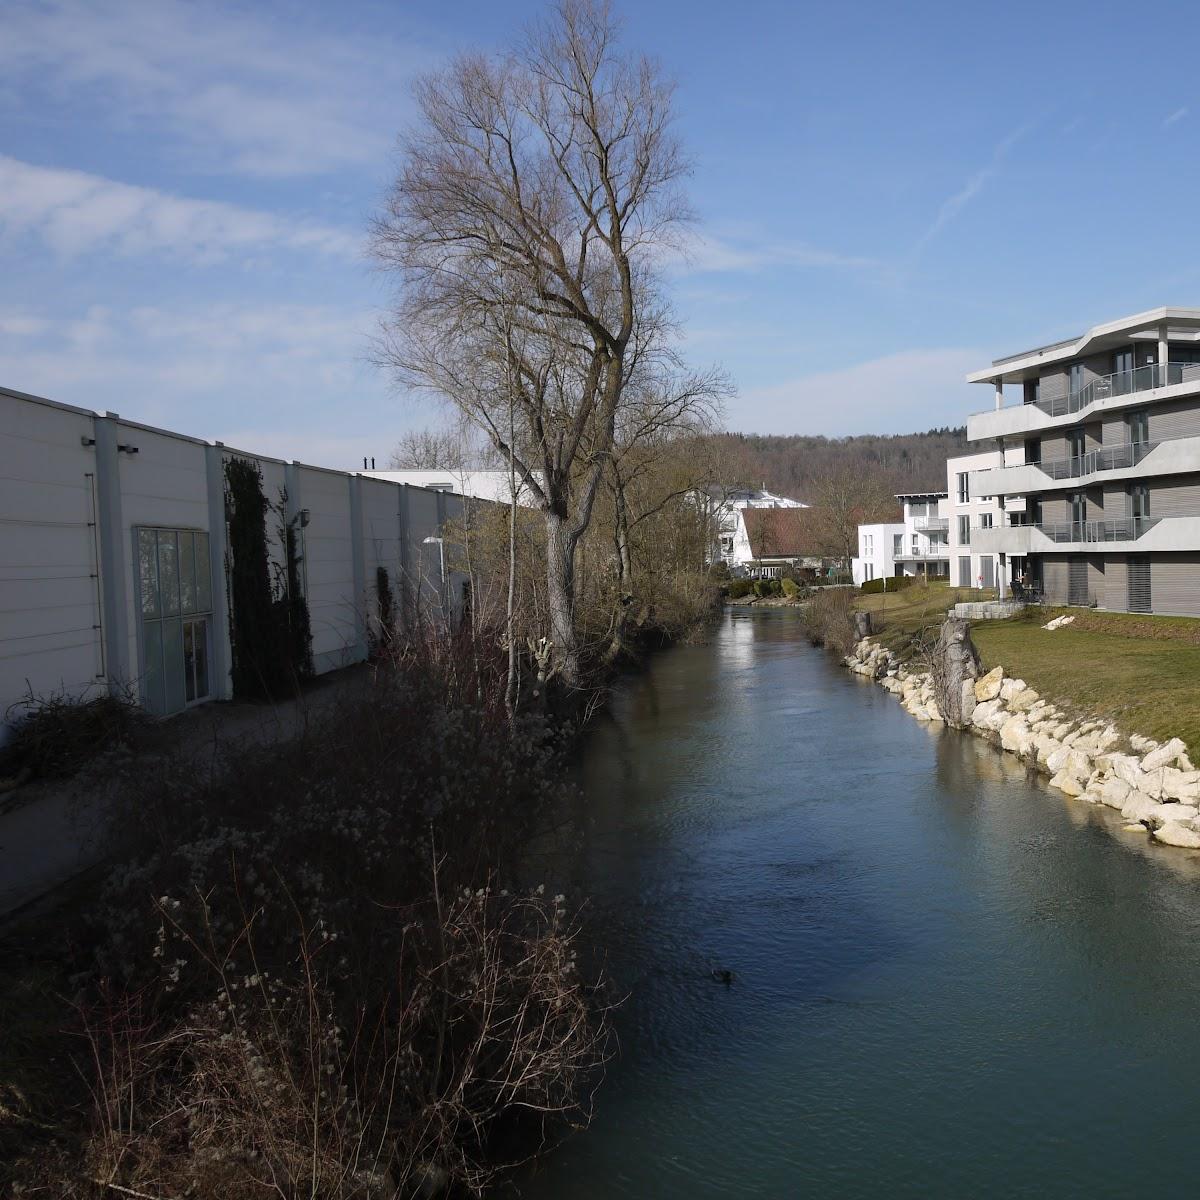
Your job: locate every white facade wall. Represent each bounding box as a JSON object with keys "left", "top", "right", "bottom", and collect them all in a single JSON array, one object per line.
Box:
[
  {"left": 0, "top": 386, "right": 483, "bottom": 736},
  {"left": 852, "top": 523, "right": 902, "bottom": 585},
  {"left": 944, "top": 450, "right": 1013, "bottom": 590},
  {"left": 0, "top": 391, "right": 104, "bottom": 705}
]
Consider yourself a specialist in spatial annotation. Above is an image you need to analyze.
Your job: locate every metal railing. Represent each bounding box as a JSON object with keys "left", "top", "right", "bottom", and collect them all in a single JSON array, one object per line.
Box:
[
  {"left": 1034, "top": 361, "right": 1200, "bottom": 418},
  {"left": 1037, "top": 439, "right": 1158, "bottom": 480},
  {"left": 894, "top": 547, "right": 949, "bottom": 559},
  {"left": 912, "top": 515, "right": 949, "bottom": 530},
  {"left": 1035, "top": 516, "right": 1160, "bottom": 543}
]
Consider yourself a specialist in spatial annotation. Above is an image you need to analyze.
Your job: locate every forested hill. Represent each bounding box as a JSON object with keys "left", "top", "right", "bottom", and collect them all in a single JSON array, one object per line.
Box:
[{"left": 708, "top": 427, "right": 968, "bottom": 500}]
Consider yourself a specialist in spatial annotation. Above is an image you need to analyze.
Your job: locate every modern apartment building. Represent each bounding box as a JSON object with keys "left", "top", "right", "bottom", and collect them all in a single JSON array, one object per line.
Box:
[
  {"left": 852, "top": 494, "right": 948, "bottom": 583},
  {"left": 944, "top": 448, "right": 1013, "bottom": 590},
  {"left": 965, "top": 307, "right": 1200, "bottom": 613}
]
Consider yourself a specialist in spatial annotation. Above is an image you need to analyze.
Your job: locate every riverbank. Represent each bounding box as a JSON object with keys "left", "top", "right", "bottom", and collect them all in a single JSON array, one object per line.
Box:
[{"left": 846, "top": 629, "right": 1200, "bottom": 850}]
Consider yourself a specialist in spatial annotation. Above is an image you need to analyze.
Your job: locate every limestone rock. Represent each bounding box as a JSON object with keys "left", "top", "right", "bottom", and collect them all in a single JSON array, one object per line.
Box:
[
  {"left": 1142, "top": 803, "right": 1200, "bottom": 827},
  {"left": 1050, "top": 770, "right": 1085, "bottom": 797},
  {"left": 999, "top": 678, "right": 1027, "bottom": 702},
  {"left": 1121, "top": 792, "right": 1161, "bottom": 823},
  {"left": 1130, "top": 734, "right": 1158, "bottom": 753},
  {"left": 999, "top": 716, "right": 1034, "bottom": 756},
  {"left": 971, "top": 698, "right": 1003, "bottom": 729},
  {"left": 1142, "top": 737, "right": 1189, "bottom": 772},
  {"left": 1009, "top": 688, "right": 1041, "bottom": 713},
  {"left": 974, "top": 666, "right": 1003, "bottom": 703},
  {"left": 1153, "top": 821, "right": 1200, "bottom": 849},
  {"left": 1100, "top": 777, "right": 1132, "bottom": 810}
]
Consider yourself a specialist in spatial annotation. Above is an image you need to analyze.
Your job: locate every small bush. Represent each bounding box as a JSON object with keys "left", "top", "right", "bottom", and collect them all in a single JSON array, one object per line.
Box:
[
  {"left": 0, "top": 689, "right": 147, "bottom": 783},
  {"left": 726, "top": 579, "right": 755, "bottom": 599},
  {"left": 781, "top": 578, "right": 802, "bottom": 600},
  {"left": 800, "top": 588, "right": 859, "bottom": 655},
  {"left": 859, "top": 576, "right": 914, "bottom": 596}
]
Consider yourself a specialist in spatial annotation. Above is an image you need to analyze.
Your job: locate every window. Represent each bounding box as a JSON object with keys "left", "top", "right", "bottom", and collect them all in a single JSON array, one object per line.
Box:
[
  {"left": 1113, "top": 348, "right": 1134, "bottom": 376},
  {"left": 909, "top": 500, "right": 927, "bottom": 518},
  {"left": 911, "top": 534, "right": 919, "bottom": 555},
  {"left": 956, "top": 472, "right": 969, "bottom": 503},
  {"left": 979, "top": 513, "right": 993, "bottom": 529},
  {"left": 1127, "top": 410, "right": 1149, "bottom": 446},
  {"left": 957, "top": 515, "right": 971, "bottom": 546},
  {"left": 1023, "top": 378, "right": 1041, "bottom": 406},
  {"left": 137, "top": 527, "right": 213, "bottom": 717},
  {"left": 958, "top": 556, "right": 972, "bottom": 586},
  {"left": 1129, "top": 484, "right": 1150, "bottom": 521},
  {"left": 1069, "top": 363, "right": 1085, "bottom": 394},
  {"left": 893, "top": 533, "right": 903, "bottom": 555}
]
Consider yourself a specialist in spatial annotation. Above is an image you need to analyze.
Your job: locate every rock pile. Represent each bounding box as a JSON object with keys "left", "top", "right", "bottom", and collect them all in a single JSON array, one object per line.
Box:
[{"left": 845, "top": 633, "right": 1200, "bottom": 849}]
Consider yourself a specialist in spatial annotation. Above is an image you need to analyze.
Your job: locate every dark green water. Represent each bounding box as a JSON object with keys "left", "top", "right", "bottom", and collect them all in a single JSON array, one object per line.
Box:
[{"left": 517, "top": 609, "right": 1200, "bottom": 1199}]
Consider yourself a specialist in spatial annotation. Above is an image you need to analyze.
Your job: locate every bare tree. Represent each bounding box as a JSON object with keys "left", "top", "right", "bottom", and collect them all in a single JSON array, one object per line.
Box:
[
  {"left": 807, "top": 467, "right": 898, "bottom": 574},
  {"left": 372, "top": 0, "right": 691, "bottom": 690}
]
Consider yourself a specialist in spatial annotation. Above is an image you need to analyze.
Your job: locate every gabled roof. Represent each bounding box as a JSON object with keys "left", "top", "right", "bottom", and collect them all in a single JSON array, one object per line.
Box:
[{"left": 741, "top": 507, "right": 823, "bottom": 559}]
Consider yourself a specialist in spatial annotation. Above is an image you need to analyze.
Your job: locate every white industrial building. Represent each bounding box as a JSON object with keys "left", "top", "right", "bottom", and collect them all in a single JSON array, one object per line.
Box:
[{"left": 1, "top": 385, "right": 480, "bottom": 737}]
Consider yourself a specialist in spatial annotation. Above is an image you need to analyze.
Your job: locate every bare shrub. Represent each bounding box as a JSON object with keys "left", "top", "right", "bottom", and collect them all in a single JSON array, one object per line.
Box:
[
  {"left": 10, "top": 625, "right": 608, "bottom": 1197},
  {"left": 799, "top": 588, "right": 860, "bottom": 656}
]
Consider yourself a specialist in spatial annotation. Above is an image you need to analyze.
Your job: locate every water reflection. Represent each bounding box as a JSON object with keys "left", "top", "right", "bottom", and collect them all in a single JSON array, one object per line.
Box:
[{"left": 517, "top": 611, "right": 1200, "bottom": 1199}]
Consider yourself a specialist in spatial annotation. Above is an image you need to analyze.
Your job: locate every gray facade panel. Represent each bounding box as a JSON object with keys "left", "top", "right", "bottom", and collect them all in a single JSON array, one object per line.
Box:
[
  {"left": 1104, "top": 554, "right": 1128, "bottom": 611},
  {"left": 1150, "top": 554, "right": 1200, "bottom": 616},
  {"left": 1041, "top": 555, "right": 1069, "bottom": 604},
  {"left": 1040, "top": 366, "right": 1068, "bottom": 405},
  {"left": 1149, "top": 397, "right": 1200, "bottom": 442},
  {"left": 1148, "top": 473, "right": 1200, "bottom": 518}
]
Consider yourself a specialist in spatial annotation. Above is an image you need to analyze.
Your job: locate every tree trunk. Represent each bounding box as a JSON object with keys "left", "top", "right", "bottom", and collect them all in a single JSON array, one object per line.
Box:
[
  {"left": 545, "top": 511, "right": 580, "bottom": 688},
  {"left": 605, "top": 481, "right": 635, "bottom": 664}
]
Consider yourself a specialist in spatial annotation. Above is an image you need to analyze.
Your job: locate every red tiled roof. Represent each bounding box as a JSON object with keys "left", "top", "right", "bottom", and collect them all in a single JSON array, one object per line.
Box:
[{"left": 741, "top": 507, "right": 823, "bottom": 559}]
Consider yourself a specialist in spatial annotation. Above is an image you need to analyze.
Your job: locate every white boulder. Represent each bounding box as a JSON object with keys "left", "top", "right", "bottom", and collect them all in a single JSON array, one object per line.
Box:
[
  {"left": 1154, "top": 821, "right": 1200, "bottom": 849},
  {"left": 974, "top": 666, "right": 1004, "bottom": 702}
]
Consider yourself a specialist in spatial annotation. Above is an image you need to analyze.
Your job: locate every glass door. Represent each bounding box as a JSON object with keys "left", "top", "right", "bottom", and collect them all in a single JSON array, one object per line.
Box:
[{"left": 137, "top": 527, "right": 213, "bottom": 716}]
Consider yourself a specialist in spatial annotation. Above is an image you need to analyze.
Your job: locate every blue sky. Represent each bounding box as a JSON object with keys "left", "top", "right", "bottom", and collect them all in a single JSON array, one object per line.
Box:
[{"left": 3, "top": 0, "right": 1200, "bottom": 466}]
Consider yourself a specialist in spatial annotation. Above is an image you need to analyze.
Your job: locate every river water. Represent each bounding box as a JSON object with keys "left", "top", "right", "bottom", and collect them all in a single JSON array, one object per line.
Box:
[{"left": 517, "top": 609, "right": 1200, "bottom": 1199}]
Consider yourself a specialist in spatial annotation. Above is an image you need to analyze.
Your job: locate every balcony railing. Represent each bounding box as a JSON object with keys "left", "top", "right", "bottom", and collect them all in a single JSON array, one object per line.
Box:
[
  {"left": 912, "top": 515, "right": 949, "bottom": 530},
  {"left": 1033, "top": 361, "right": 1200, "bottom": 418},
  {"left": 1036, "top": 439, "right": 1158, "bottom": 480},
  {"left": 894, "top": 547, "right": 949, "bottom": 560},
  {"left": 1035, "top": 517, "right": 1160, "bottom": 543}
]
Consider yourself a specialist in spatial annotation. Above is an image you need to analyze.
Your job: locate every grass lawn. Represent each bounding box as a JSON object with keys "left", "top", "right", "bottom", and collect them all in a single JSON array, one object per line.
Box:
[
  {"left": 857, "top": 581, "right": 991, "bottom": 641},
  {"left": 971, "top": 609, "right": 1200, "bottom": 754}
]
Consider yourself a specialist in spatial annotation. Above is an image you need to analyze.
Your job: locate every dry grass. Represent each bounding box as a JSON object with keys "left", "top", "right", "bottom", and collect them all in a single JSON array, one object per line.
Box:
[
  {"left": 972, "top": 608, "right": 1200, "bottom": 754},
  {"left": 857, "top": 582, "right": 991, "bottom": 646}
]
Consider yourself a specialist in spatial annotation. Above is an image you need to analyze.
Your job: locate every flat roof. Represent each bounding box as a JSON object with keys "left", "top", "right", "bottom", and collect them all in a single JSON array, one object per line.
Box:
[
  {"left": 967, "top": 307, "right": 1200, "bottom": 384},
  {"left": 895, "top": 491, "right": 948, "bottom": 500}
]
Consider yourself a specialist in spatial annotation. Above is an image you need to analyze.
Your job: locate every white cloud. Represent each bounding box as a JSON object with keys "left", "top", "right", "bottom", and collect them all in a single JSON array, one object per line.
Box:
[
  {"left": 0, "top": 301, "right": 379, "bottom": 425},
  {"left": 0, "top": 0, "right": 437, "bottom": 178},
  {"left": 1164, "top": 106, "right": 1189, "bottom": 128},
  {"left": 672, "top": 229, "right": 879, "bottom": 276},
  {"left": 0, "top": 155, "right": 359, "bottom": 261},
  {"left": 729, "top": 348, "right": 987, "bottom": 436},
  {"left": 910, "top": 123, "right": 1031, "bottom": 259}
]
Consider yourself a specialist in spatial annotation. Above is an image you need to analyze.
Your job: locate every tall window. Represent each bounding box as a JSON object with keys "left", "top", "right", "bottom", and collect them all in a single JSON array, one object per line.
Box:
[
  {"left": 956, "top": 472, "right": 969, "bottom": 503},
  {"left": 979, "top": 513, "right": 993, "bottom": 529},
  {"left": 893, "top": 533, "right": 902, "bottom": 556},
  {"left": 958, "top": 515, "right": 971, "bottom": 546},
  {"left": 137, "top": 527, "right": 213, "bottom": 717},
  {"left": 1069, "top": 363, "right": 1085, "bottom": 394},
  {"left": 1127, "top": 409, "right": 1149, "bottom": 445},
  {"left": 1023, "top": 378, "right": 1041, "bottom": 406},
  {"left": 1113, "top": 348, "right": 1134, "bottom": 376}
]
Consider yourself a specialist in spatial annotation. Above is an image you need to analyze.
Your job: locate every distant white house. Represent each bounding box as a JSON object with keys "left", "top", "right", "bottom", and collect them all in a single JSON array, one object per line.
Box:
[
  {"left": 944, "top": 449, "right": 1021, "bottom": 593},
  {"left": 363, "top": 468, "right": 538, "bottom": 506},
  {"left": 851, "top": 492, "right": 948, "bottom": 584},
  {"left": 709, "top": 486, "right": 809, "bottom": 570},
  {"left": 853, "top": 522, "right": 902, "bottom": 584}
]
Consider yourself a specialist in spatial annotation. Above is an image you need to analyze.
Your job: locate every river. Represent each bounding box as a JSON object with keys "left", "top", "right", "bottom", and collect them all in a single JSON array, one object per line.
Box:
[{"left": 516, "top": 608, "right": 1200, "bottom": 1199}]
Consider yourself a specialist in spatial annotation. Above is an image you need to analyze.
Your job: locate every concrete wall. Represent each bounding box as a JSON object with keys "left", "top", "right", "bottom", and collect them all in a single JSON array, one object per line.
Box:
[{"left": 1, "top": 386, "right": 481, "bottom": 734}]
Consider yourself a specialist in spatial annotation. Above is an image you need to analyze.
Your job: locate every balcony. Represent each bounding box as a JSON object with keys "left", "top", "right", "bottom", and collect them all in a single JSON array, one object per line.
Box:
[
  {"left": 1034, "top": 517, "right": 1159, "bottom": 543},
  {"left": 968, "top": 361, "right": 1200, "bottom": 442},
  {"left": 893, "top": 547, "right": 949, "bottom": 561},
  {"left": 971, "top": 515, "right": 1200, "bottom": 555},
  {"left": 970, "top": 433, "right": 1200, "bottom": 497},
  {"left": 912, "top": 515, "right": 949, "bottom": 531}
]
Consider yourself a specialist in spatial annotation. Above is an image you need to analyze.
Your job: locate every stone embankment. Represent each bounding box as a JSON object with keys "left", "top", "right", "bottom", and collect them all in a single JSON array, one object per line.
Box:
[{"left": 846, "top": 630, "right": 1200, "bottom": 850}]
